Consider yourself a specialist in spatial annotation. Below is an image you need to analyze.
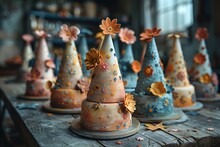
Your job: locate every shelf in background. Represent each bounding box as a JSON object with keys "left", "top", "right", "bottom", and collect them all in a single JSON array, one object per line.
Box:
[{"left": 29, "top": 10, "right": 129, "bottom": 26}]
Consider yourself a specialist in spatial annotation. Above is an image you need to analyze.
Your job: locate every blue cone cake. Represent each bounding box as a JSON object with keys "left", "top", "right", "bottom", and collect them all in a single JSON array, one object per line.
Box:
[
  {"left": 190, "top": 28, "right": 219, "bottom": 99},
  {"left": 133, "top": 27, "right": 175, "bottom": 120},
  {"left": 119, "top": 28, "right": 141, "bottom": 91},
  {"left": 77, "top": 29, "right": 92, "bottom": 77}
]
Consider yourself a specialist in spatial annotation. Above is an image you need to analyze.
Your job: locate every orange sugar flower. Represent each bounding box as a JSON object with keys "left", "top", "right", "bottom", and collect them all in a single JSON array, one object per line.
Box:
[
  {"left": 26, "top": 68, "right": 41, "bottom": 81},
  {"left": 199, "top": 73, "right": 212, "bottom": 84},
  {"left": 45, "top": 59, "right": 55, "bottom": 69},
  {"left": 140, "top": 27, "right": 161, "bottom": 42},
  {"left": 149, "top": 82, "right": 166, "bottom": 97},
  {"left": 76, "top": 78, "right": 90, "bottom": 93},
  {"left": 119, "top": 28, "right": 136, "bottom": 44},
  {"left": 59, "top": 24, "right": 80, "bottom": 42},
  {"left": 85, "top": 48, "right": 102, "bottom": 70},
  {"left": 131, "top": 60, "right": 141, "bottom": 73},
  {"left": 45, "top": 81, "right": 55, "bottom": 89},
  {"left": 144, "top": 66, "right": 153, "bottom": 77},
  {"left": 194, "top": 53, "right": 206, "bottom": 64},
  {"left": 166, "top": 64, "right": 174, "bottom": 74},
  {"left": 195, "top": 27, "right": 208, "bottom": 41},
  {"left": 22, "top": 34, "right": 34, "bottom": 43},
  {"left": 124, "top": 93, "right": 136, "bottom": 113},
  {"left": 99, "top": 17, "right": 121, "bottom": 36}
]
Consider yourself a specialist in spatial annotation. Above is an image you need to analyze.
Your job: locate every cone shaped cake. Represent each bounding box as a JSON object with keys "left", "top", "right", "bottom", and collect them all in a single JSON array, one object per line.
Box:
[
  {"left": 18, "top": 34, "right": 34, "bottom": 81},
  {"left": 190, "top": 28, "right": 219, "bottom": 101},
  {"left": 24, "top": 30, "right": 54, "bottom": 99},
  {"left": 77, "top": 29, "right": 92, "bottom": 77},
  {"left": 44, "top": 24, "right": 87, "bottom": 112},
  {"left": 70, "top": 18, "right": 140, "bottom": 139},
  {"left": 119, "top": 28, "right": 141, "bottom": 92},
  {"left": 133, "top": 27, "right": 186, "bottom": 123},
  {"left": 165, "top": 34, "right": 203, "bottom": 111}
]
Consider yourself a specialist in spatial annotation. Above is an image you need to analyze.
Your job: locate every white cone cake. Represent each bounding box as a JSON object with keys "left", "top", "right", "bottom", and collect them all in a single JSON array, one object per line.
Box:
[
  {"left": 70, "top": 18, "right": 140, "bottom": 139},
  {"left": 166, "top": 34, "right": 203, "bottom": 111},
  {"left": 24, "top": 30, "right": 54, "bottom": 98},
  {"left": 133, "top": 27, "right": 185, "bottom": 122},
  {"left": 119, "top": 28, "right": 141, "bottom": 91},
  {"left": 190, "top": 28, "right": 219, "bottom": 100},
  {"left": 47, "top": 24, "right": 87, "bottom": 110},
  {"left": 18, "top": 34, "right": 34, "bottom": 81}
]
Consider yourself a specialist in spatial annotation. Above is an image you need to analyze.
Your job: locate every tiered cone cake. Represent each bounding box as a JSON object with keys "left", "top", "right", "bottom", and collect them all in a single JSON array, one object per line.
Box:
[
  {"left": 71, "top": 18, "right": 140, "bottom": 139},
  {"left": 165, "top": 34, "right": 203, "bottom": 111},
  {"left": 190, "top": 28, "right": 219, "bottom": 101},
  {"left": 133, "top": 27, "right": 187, "bottom": 123},
  {"left": 44, "top": 24, "right": 87, "bottom": 113},
  {"left": 17, "top": 34, "right": 34, "bottom": 81},
  {"left": 23, "top": 31, "right": 54, "bottom": 99},
  {"left": 119, "top": 28, "right": 141, "bottom": 92},
  {"left": 77, "top": 29, "right": 92, "bottom": 77}
]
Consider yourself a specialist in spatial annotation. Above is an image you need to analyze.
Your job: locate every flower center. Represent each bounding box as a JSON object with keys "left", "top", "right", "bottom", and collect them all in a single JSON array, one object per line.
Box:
[
  {"left": 149, "top": 108, "right": 153, "bottom": 113},
  {"left": 107, "top": 26, "right": 113, "bottom": 32}
]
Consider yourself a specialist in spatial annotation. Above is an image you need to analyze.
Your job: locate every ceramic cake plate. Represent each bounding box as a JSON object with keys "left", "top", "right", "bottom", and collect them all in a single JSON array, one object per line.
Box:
[
  {"left": 134, "top": 109, "right": 188, "bottom": 125},
  {"left": 70, "top": 117, "right": 140, "bottom": 139},
  {"left": 197, "top": 94, "right": 220, "bottom": 102},
  {"left": 17, "top": 94, "right": 49, "bottom": 101},
  {"left": 42, "top": 101, "right": 81, "bottom": 114},
  {"left": 176, "top": 102, "right": 203, "bottom": 111}
]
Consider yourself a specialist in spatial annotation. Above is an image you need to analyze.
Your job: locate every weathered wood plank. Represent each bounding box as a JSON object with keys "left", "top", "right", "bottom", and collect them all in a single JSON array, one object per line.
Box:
[{"left": 98, "top": 132, "right": 160, "bottom": 147}]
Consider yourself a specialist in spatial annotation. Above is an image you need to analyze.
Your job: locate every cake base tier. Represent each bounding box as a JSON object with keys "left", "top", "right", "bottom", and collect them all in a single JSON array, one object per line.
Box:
[
  {"left": 192, "top": 82, "right": 217, "bottom": 98},
  {"left": 70, "top": 117, "right": 140, "bottom": 139},
  {"left": 17, "top": 94, "right": 49, "bottom": 100},
  {"left": 80, "top": 100, "right": 132, "bottom": 131},
  {"left": 42, "top": 101, "right": 81, "bottom": 114},
  {"left": 175, "top": 102, "right": 203, "bottom": 111},
  {"left": 25, "top": 80, "right": 51, "bottom": 97},
  {"left": 173, "top": 84, "right": 196, "bottom": 107},
  {"left": 50, "top": 88, "right": 86, "bottom": 109},
  {"left": 134, "top": 109, "right": 188, "bottom": 125},
  {"left": 197, "top": 94, "right": 220, "bottom": 102},
  {"left": 133, "top": 93, "right": 174, "bottom": 118}
]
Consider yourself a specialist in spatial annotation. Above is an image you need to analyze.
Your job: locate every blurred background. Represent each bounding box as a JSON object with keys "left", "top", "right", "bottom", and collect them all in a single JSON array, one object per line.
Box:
[{"left": 0, "top": 0, "right": 220, "bottom": 75}]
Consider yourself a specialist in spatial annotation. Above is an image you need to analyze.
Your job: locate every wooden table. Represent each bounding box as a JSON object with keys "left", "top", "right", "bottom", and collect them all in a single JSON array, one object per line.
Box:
[{"left": 1, "top": 76, "right": 220, "bottom": 147}]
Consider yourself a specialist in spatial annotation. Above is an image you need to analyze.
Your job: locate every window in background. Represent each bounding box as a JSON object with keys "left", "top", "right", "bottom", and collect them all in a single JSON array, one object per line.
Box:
[{"left": 156, "top": 0, "right": 193, "bottom": 34}]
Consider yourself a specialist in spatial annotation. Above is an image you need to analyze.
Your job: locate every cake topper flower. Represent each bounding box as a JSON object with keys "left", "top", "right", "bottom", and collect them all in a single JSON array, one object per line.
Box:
[
  {"left": 149, "top": 82, "right": 166, "bottom": 97},
  {"left": 26, "top": 69, "right": 41, "bottom": 81},
  {"left": 124, "top": 93, "right": 136, "bottom": 113},
  {"left": 59, "top": 24, "right": 80, "bottom": 42},
  {"left": 99, "top": 17, "right": 121, "bottom": 36},
  {"left": 195, "top": 27, "right": 208, "bottom": 41},
  {"left": 22, "top": 34, "right": 34, "bottom": 43},
  {"left": 165, "top": 64, "right": 174, "bottom": 74},
  {"left": 76, "top": 79, "right": 90, "bottom": 93},
  {"left": 194, "top": 53, "right": 206, "bottom": 64},
  {"left": 131, "top": 60, "right": 141, "bottom": 73},
  {"left": 44, "top": 59, "right": 56, "bottom": 69},
  {"left": 199, "top": 73, "right": 212, "bottom": 84},
  {"left": 35, "top": 30, "right": 51, "bottom": 38},
  {"left": 140, "top": 27, "right": 161, "bottom": 42},
  {"left": 85, "top": 48, "right": 102, "bottom": 70},
  {"left": 45, "top": 80, "right": 55, "bottom": 89},
  {"left": 167, "top": 33, "right": 188, "bottom": 38},
  {"left": 144, "top": 66, "right": 153, "bottom": 77},
  {"left": 119, "top": 28, "right": 136, "bottom": 44}
]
